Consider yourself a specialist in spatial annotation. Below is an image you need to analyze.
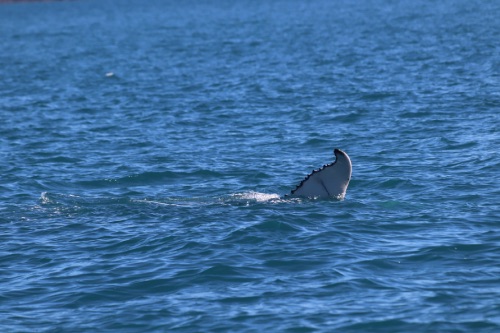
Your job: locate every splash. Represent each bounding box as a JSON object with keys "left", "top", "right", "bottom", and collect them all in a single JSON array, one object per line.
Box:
[{"left": 230, "top": 191, "right": 281, "bottom": 202}]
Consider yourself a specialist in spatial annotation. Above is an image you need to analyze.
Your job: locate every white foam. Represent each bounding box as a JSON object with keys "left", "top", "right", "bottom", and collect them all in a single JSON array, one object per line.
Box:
[{"left": 231, "top": 191, "right": 281, "bottom": 202}]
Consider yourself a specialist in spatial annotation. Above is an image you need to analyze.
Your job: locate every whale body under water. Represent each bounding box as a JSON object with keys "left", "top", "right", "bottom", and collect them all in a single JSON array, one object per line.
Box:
[{"left": 288, "top": 149, "right": 352, "bottom": 199}]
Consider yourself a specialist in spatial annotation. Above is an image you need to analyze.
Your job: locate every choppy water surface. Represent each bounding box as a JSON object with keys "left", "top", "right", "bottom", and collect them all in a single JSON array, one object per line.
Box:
[{"left": 1, "top": 0, "right": 499, "bottom": 332}]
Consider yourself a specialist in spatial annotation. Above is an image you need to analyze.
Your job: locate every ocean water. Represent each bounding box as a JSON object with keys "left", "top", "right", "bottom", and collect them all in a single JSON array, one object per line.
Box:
[{"left": 1, "top": 0, "right": 499, "bottom": 332}]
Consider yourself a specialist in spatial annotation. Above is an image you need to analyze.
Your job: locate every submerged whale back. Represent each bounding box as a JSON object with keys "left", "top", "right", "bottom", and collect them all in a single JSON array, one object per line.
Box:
[{"left": 290, "top": 149, "right": 352, "bottom": 199}]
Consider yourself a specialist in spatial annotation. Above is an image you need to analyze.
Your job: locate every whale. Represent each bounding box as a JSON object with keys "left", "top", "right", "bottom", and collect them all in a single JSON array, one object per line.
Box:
[{"left": 289, "top": 148, "right": 352, "bottom": 199}]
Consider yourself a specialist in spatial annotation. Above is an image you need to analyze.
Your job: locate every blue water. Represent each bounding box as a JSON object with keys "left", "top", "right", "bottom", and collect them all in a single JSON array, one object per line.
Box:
[{"left": 1, "top": 0, "right": 499, "bottom": 332}]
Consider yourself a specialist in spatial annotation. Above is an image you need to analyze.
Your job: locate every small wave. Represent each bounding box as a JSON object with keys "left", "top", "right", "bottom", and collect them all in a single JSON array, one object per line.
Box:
[
  {"left": 38, "top": 190, "right": 340, "bottom": 215},
  {"left": 133, "top": 197, "right": 216, "bottom": 208},
  {"left": 137, "top": 192, "right": 284, "bottom": 208},
  {"left": 40, "top": 192, "right": 130, "bottom": 206}
]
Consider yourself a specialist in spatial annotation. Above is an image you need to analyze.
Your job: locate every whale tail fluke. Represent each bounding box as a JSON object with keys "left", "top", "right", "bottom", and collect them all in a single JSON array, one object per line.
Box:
[{"left": 289, "top": 149, "right": 352, "bottom": 199}]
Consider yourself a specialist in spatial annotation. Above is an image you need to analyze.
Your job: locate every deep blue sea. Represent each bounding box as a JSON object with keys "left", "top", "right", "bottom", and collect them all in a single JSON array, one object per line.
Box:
[{"left": 1, "top": 0, "right": 499, "bottom": 332}]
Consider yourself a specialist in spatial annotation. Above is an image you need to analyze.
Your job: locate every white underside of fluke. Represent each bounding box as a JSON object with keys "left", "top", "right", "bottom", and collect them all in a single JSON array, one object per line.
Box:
[{"left": 289, "top": 149, "right": 352, "bottom": 199}]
